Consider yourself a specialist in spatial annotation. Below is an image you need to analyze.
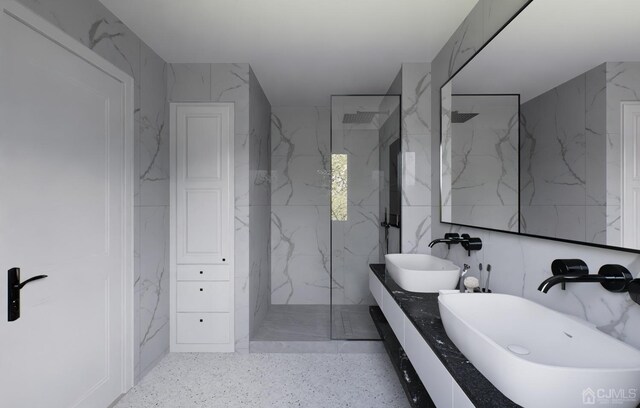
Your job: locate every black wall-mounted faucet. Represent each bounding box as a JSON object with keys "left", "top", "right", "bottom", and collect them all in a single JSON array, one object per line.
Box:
[
  {"left": 428, "top": 233, "right": 462, "bottom": 248},
  {"left": 428, "top": 233, "right": 482, "bottom": 256},
  {"left": 538, "top": 259, "right": 633, "bottom": 294}
]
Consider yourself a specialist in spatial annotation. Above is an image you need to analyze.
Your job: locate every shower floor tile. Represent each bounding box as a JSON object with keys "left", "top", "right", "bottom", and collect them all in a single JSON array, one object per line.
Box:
[
  {"left": 252, "top": 305, "right": 331, "bottom": 341},
  {"left": 331, "top": 305, "right": 380, "bottom": 340},
  {"left": 251, "top": 304, "right": 380, "bottom": 342}
]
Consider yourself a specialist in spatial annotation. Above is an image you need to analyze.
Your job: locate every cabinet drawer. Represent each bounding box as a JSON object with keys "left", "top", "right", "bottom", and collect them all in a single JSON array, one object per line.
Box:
[
  {"left": 405, "top": 319, "right": 453, "bottom": 408},
  {"left": 176, "top": 313, "right": 230, "bottom": 344},
  {"left": 369, "top": 270, "right": 383, "bottom": 307},
  {"left": 176, "top": 281, "right": 230, "bottom": 312},
  {"left": 176, "top": 264, "right": 229, "bottom": 281},
  {"left": 453, "top": 381, "right": 474, "bottom": 408},
  {"left": 382, "top": 289, "right": 405, "bottom": 345}
]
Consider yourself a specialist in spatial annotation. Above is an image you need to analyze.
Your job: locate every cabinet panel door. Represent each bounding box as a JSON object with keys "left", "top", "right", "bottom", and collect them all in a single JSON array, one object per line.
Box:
[
  {"left": 175, "top": 104, "right": 233, "bottom": 265},
  {"left": 170, "top": 103, "right": 235, "bottom": 353}
]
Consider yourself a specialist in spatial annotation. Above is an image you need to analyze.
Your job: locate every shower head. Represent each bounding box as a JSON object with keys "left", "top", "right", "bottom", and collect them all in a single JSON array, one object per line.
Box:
[
  {"left": 342, "top": 110, "right": 389, "bottom": 124},
  {"left": 451, "top": 110, "right": 479, "bottom": 124}
]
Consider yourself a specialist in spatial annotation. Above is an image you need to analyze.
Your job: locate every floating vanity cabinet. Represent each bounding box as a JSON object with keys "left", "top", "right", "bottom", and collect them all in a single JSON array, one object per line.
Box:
[
  {"left": 170, "top": 103, "right": 235, "bottom": 352},
  {"left": 370, "top": 270, "right": 475, "bottom": 407}
]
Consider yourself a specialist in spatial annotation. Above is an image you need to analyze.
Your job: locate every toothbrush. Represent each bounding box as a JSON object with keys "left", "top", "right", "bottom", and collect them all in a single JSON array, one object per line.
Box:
[{"left": 485, "top": 264, "right": 492, "bottom": 293}]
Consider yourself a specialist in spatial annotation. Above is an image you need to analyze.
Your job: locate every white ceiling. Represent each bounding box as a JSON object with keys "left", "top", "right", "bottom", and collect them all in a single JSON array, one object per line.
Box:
[
  {"left": 452, "top": 0, "right": 640, "bottom": 102},
  {"left": 99, "top": 0, "right": 477, "bottom": 106}
]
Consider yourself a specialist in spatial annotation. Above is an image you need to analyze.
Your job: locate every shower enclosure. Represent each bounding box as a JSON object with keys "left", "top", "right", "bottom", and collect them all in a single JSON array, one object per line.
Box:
[{"left": 330, "top": 95, "right": 401, "bottom": 340}]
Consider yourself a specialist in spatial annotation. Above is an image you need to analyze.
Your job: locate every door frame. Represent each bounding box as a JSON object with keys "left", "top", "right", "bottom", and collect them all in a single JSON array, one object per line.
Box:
[
  {"left": 1, "top": 0, "right": 135, "bottom": 393},
  {"left": 622, "top": 101, "right": 640, "bottom": 248}
]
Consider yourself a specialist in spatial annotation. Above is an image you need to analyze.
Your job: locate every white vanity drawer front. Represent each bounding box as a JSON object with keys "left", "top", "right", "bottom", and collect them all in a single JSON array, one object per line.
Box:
[
  {"left": 176, "top": 281, "right": 229, "bottom": 312},
  {"left": 404, "top": 319, "right": 453, "bottom": 408},
  {"left": 382, "top": 289, "right": 405, "bottom": 345},
  {"left": 453, "top": 381, "right": 474, "bottom": 408},
  {"left": 176, "top": 264, "right": 229, "bottom": 281},
  {"left": 176, "top": 313, "right": 230, "bottom": 344},
  {"left": 369, "top": 270, "right": 383, "bottom": 307}
]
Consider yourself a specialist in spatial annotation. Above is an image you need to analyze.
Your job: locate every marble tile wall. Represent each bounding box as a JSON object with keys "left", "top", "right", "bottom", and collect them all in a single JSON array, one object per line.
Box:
[
  {"left": 249, "top": 68, "right": 272, "bottom": 336},
  {"left": 605, "top": 62, "right": 640, "bottom": 247},
  {"left": 399, "top": 63, "right": 433, "bottom": 254},
  {"left": 431, "top": 0, "right": 640, "bottom": 350},
  {"left": 449, "top": 95, "right": 519, "bottom": 231},
  {"left": 378, "top": 99, "right": 401, "bottom": 255},
  {"left": 16, "top": 0, "right": 171, "bottom": 381},
  {"left": 520, "top": 65, "right": 606, "bottom": 243},
  {"left": 168, "top": 63, "right": 271, "bottom": 353},
  {"left": 271, "top": 107, "right": 331, "bottom": 304}
]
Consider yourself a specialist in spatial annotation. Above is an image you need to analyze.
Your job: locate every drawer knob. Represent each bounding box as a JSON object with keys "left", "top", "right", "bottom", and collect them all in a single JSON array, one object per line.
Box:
[
  {"left": 199, "top": 288, "right": 203, "bottom": 292},
  {"left": 199, "top": 271, "right": 203, "bottom": 274},
  {"left": 199, "top": 319, "right": 203, "bottom": 322},
  {"left": 222, "top": 258, "right": 226, "bottom": 262}
]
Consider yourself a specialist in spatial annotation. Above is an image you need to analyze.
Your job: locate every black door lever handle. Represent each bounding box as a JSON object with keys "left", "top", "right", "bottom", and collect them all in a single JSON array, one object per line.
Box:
[
  {"left": 8, "top": 267, "right": 48, "bottom": 321},
  {"left": 16, "top": 274, "right": 48, "bottom": 289}
]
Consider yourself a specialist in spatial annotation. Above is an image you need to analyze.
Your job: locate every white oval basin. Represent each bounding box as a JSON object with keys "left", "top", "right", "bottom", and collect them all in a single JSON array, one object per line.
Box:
[
  {"left": 438, "top": 293, "right": 640, "bottom": 408},
  {"left": 384, "top": 254, "right": 460, "bottom": 292}
]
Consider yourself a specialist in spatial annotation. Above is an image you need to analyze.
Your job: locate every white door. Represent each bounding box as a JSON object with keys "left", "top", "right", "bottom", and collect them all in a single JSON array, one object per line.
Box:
[
  {"left": 0, "top": 2, "right": 134, "bottom": 407},
  {"left": 622, "top": 102, "right": 640, "bottom": 247}
]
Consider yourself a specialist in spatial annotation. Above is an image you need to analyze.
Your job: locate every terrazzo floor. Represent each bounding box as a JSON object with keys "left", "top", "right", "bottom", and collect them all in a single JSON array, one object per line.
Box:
[{"left": 115, "top": 352, "right": 410, "bottom": 408}]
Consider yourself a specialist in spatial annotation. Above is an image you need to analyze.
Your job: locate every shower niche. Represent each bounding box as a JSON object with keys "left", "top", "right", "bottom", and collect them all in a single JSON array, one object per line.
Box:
[{"left": 330, "top": 95, "right": 401, "bottom": 340}]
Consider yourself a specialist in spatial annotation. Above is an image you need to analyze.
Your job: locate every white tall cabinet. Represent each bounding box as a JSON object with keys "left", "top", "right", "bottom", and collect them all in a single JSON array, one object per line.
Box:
[{"left": 170, "top": 103, "right": 235, "bottom": 352}]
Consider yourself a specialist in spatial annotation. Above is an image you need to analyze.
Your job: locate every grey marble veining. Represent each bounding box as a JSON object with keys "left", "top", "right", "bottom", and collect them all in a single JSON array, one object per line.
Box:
[
  {"left": 138, "top": 206, "right": 170, "bottom": 376},
  {"left": 431, "top": 0, "right": 640, "bottom": 352},
  {"left": 271, "top": 205, "right": 330, "bottom": 304},
  {"left": 445, "top": 94, "right": 519, "bottom": 231},
  {"left": 398, "top": 63, "right": 433, "bottom": 254},
  {"left": 140, "top": 43, "right": 169, "bottom": 207},
  {"left": 605, "top": 61, "right": 640, "bottom": 247},
  {"left": 330, "top": 97, "right": 386, "bottom": 311},
  {"left": 271, "top": 107, "right": 330, "bottom": 206},
  {"left": 378, "top": 99, "right": 401, "bottom": 255},
  {"left": 519, "top": 62, "right": 636, "bottom": 245},
  {"left": 248, "top": 67, "right": 272, "bottom": 338},
  {"left": 270, "top": 107, "right": 331, "bottom": 305}
]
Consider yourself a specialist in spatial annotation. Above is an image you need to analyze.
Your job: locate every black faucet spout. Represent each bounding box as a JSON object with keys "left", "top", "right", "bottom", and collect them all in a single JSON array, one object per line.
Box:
[
  {"left": 537, "top": 274, "right": 589, "bottom": 293},
  {"left": 428, "top": 238, "right": 455, "bottom": 248}
]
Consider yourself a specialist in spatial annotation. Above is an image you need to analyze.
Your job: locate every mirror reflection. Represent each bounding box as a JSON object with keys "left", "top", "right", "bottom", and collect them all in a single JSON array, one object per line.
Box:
[{"left": 441, "top": 0, "right": 640, "bottom": 249}]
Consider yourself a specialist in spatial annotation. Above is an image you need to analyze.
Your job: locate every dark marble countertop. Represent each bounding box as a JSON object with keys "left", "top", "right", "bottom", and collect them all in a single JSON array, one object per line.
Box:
[{"left": 369, "top": 264, "right": 520, "bottom": 408}]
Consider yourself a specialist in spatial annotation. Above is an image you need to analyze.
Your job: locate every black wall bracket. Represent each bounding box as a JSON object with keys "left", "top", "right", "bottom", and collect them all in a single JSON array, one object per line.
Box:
[
  {"left": 629, "top": 279, "right": 640, "bottom": 306},
  {"left": 8, "top": 267, "right": 48, "bottom": 322}
]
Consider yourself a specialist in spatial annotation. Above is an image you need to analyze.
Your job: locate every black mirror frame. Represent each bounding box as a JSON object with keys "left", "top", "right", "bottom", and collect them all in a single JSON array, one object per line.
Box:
[{"left": 437, "top": 0, "right": 640, "bottom": 255}]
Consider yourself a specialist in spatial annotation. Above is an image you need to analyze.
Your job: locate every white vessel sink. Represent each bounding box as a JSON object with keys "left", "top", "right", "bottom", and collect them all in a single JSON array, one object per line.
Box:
[
  {"left": 438, "top": 293, "right": 640, "bottom": 408},
  {"left": 384, "top": 254, "right": 460, "bottom": 292}
]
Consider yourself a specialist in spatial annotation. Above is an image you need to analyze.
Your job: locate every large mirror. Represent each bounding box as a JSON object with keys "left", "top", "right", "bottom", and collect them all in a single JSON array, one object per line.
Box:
[{"left": 441, "top": 0, "right": 640, "bottom": 250}]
